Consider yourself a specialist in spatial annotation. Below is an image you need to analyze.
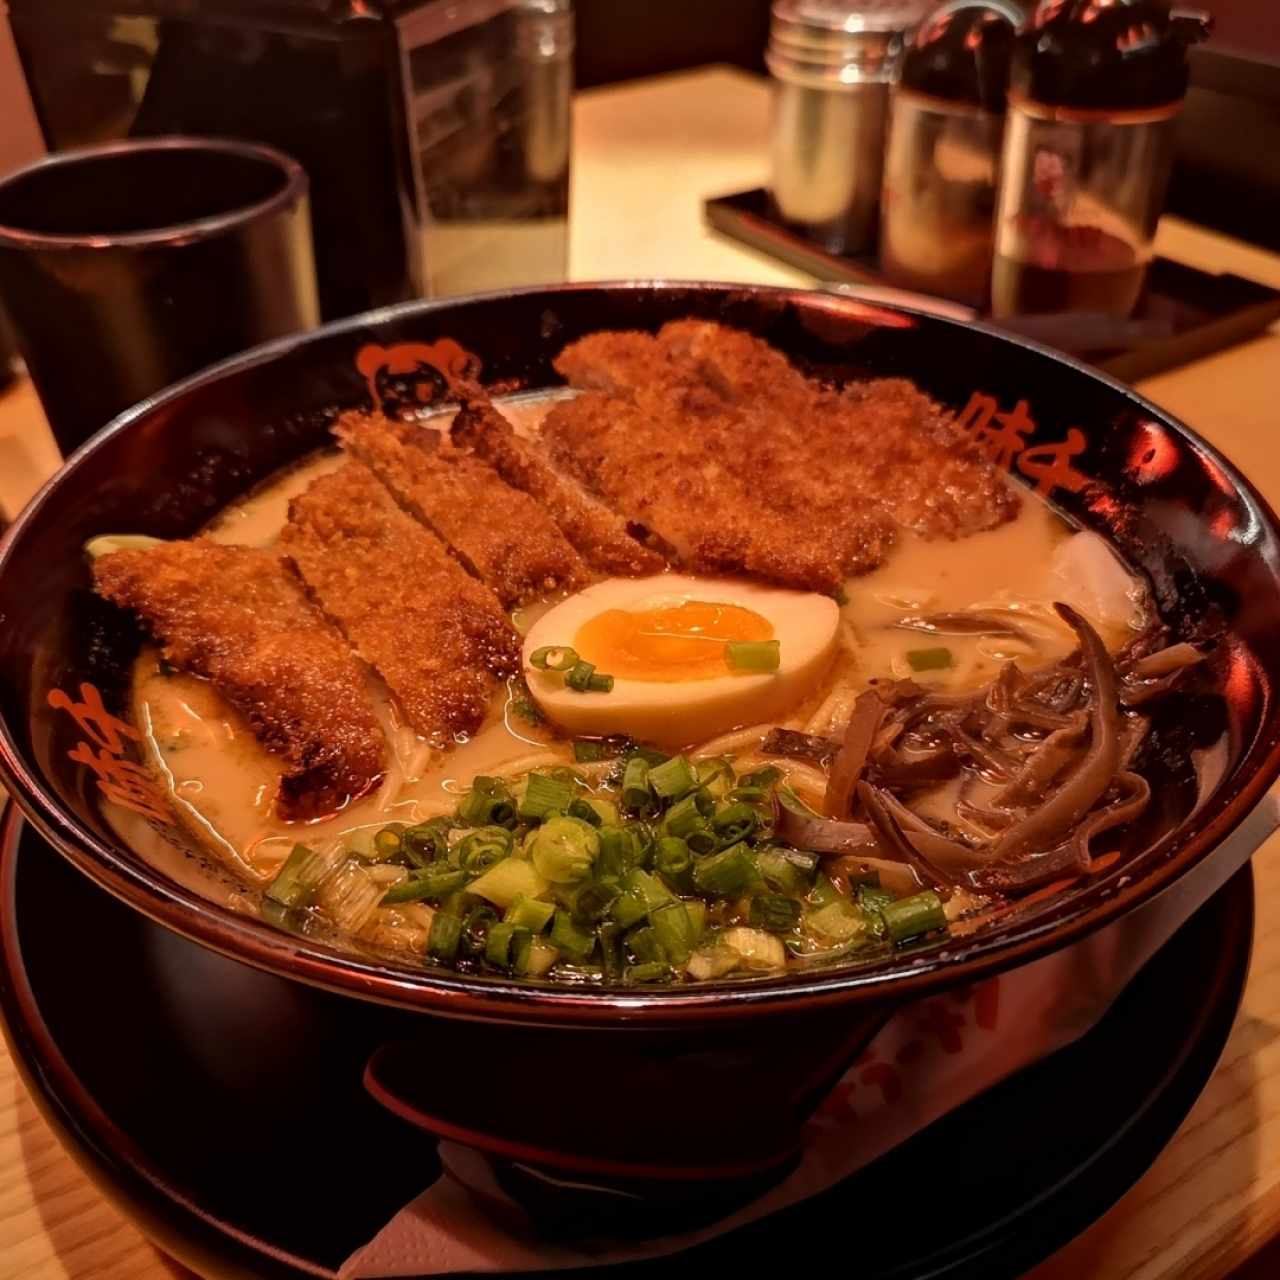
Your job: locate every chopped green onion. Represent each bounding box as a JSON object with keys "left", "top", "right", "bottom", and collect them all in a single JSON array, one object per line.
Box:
[
  {"left": 807, "top": 899, "right": 867, "bottom": 944},
  {"left": 750, "top": 892, "right": 803, "bottom": 932},
  {"left": 609, "top": 884, "right": 651, "bottom": 929},
  {"left": 569, "top": 878, "right": 621, "bottom": 925},
  {"left": 519, "top": 772, "right": 575, "bottom": 821},
  {"left": 266, "top": 843, "right": 321, "bottom": 908},
  {"left": 585, "top": 795, "right": 620, "bottom": 827},
  {"left": 572, "top": 735, "right": 630, "bottom": 763},
  {"left": 684, "top": 899, "right": 707, "bottom": 939},
  {"left": 598, "top": 824, "right": 644, "bottom": 878},
  {"left": 510, "top": 695, "right": 544, "bottom": 725},
  {"left": 528, "top": 816, "right": 599, "bottom": 883},
  {"left": 720, "top": 926, "right": 787, "bottom": 970},
  {"left": 730, "top": 766, "right": 782, "bottom": 803},
  {"left": 369, "top": 825, "right": 404, "bottom": 860},
  {"left": 469, "top": 856, "right": 548, "bottom": 909},
  {"left": 504, "top": 894, "right": 556, "bottom": 931},
  {"left": 858, "top": 883, "right": 897, "bottom": 916},
  {"left": 597, "top": 920, "right": 624, "bottom": 981},
  {"left": 633, "top": 821, "right": 658, "bottom": 868},
  {"left": 260, "top": 898, "right": 314, "bottom": 935},
  {"left": 519, "top": 936, "right": 559, "bottom": 977},
  {"left": 625, "top": 962, "right": 674, "bottom": 984},
  {"left": 631, "top": 745, "right": 672, "bottom": 767},
  {"left": 654, "top": 835, "right": 692, "bottom": 888},
  {"left": 809, "top": 874, "right": 845, "bottom": 909},
  {"left": 586, "top": 672, "right": 615, "bottom": 693},
  {"left": 567, "top": 796, "right": 603, "bottom": 827},
  {"left": 882, "top": 890, "right": 947, "bottom": 943},
  {"left": 400, "top": 818, "right": 452, "bottom": 866},
  {"left": 530, "top": 645, "right": 578, "bottom": 672},
  {"left": 485, "top": 922, "right": 530, "bottom": 968},
  {"left": 380, "top": 863, "right": 468, "bottom": 904},
  {"left": 833, "top": 587, "right": 850, "bottom": 606},
  {"left": 621, "top": 756, "right": 652, "bottom": 812},
  {"left": 428, "top": 912, "right": 462, "bottom": 962},
  {"left": 565, "top": 660, "right": 597, "bottom": 691},
  {"left": 695, "top": 757, "right": 734, "bottom": 798},
  {"left": 686, "top": 945, "right": 741, "bottom": 980},
  {"left": 906, "top": 646, "right": 953, "bottom": 672},
  {"left": 457, "top": 826, "right": 513, "bottom": 870},
  {"left": 711, "top": 801, "right": 758, "bottom": 845},
  {"left": 621, "top": 868, "right": 674, "bottom": 919},
  {"left": 550, "top": 908, "right": 596, "bottom": 960},
  {"left": 650, "top": 901, "right": 696, "bottom": 964},
  {"left": 664, "top": 788, "right": 714, "bottom": 837},
  {"left": 511, "top": 930, "right": 535, "bottom": 974},
  {"left": 627, "top": 925, "right": 666, "bottom": 964},
  {"left": 460, "top": 904, "right": 498, "bottom": 956},
  {"left": 755, "top": 846, "right": 817, "bottom": 894},
  {"left": 648, "top": 753, "right": 696, "bottom": 799},
  {"left": 725, "top": 639, "right": 780, "bottom": 672},
  {"left": 692, "top": 842, "right": 759, "bottom": 896},
  {"left": 686, "top": 824, "right": 718, "bottom": 856},
  {"left": 457, "top": 777, "right": 516, "bottom": 827}
]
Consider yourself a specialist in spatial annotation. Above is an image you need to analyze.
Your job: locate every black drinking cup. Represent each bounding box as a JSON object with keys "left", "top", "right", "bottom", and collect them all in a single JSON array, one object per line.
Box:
[{"left": 0, "top": 137, "right": 319, "bottom": 456}]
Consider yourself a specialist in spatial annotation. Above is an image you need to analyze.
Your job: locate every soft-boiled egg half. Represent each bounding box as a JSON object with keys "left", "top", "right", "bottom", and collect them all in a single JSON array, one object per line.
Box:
[{"left": 522, "top": 575, "right": 841, "bottom": 748}]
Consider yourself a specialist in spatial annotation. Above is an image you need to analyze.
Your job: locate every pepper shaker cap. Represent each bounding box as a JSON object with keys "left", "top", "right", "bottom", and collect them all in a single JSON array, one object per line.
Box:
[
  {"left": 1011, "top": 0, "right": 1211, "bottom": 113},
  {"left": 768, "top": 0, "right": 933, "bottom": 86},
  {"left": 900, "top": 1, "right": 1024, "bottom": 112}
]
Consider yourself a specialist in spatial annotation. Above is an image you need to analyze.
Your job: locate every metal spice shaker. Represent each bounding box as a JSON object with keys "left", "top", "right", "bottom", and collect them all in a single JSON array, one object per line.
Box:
[
  {"left": 879, "top": 0, "right": 1023, "bottom": 307},
  {"left": 767, "top": 0, "right": 930, "bottom": 256},
  {"left": 991, "top": 0, "right": 1211, "bottom": 319}
]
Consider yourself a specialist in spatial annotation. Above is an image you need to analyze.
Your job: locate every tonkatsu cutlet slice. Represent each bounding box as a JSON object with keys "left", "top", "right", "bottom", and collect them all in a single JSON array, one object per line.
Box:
[
  {"left": 335, "top": 410, "right": 587, "bottom": 607},
  {"left": 656, "top": 319, "right": 812, "bottom": 407},
  {"left": 448, "top": 384, "right": 668, "bottom": 577},
  {"left": 551, "top": 321, "right": 1018, "bottom": 548},
  {"left": 552, "top": 329, "right": 680, "bottom": 396},
  {"left": 281, "top": 462, "right": 519, "bottom": 746},
  {"left": 92, "top": 541, "right": 384, "bottom": 821},
  {"left": 539, "top": 391, "right": 888, "bottom": 593}
]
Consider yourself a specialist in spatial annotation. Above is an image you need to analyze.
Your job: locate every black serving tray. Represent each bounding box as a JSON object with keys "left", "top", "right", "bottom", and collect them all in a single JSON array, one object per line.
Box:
[
  {"left": 0, "top": 807, "right": 1253, "bottom": 1279},
  {"left": 705, "top": 188, "right": 1280, "bottom": 383}
]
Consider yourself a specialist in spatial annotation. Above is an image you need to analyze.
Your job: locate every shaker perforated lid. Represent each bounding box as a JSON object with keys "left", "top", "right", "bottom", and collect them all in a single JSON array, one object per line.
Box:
[
  {"left": 768, "top": 0, "right": 933, "bottom": 85},
  {"left": 1011, "top": 0, "right": 1211, "bottom": 112},
  {"left": 899, "top": 1, "right": 1023, "bottom": 111}
]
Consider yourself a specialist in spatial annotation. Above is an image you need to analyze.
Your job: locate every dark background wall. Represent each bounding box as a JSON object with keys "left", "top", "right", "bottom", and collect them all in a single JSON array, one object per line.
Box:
[
  {"left": 574, "top": 0, "right": 770, "bottom": 88},
  {"left": 573, "top": 0, "right": 1280, "bottom": 87},
  {"left": 1203, "top": 0, "right": 1280, "bottom": 59}
]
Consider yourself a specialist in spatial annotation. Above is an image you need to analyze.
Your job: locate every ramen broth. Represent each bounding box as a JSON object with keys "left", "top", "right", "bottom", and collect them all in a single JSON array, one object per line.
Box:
[{"left": 108, "top": 388, "right": 1157, "bottom": 974}]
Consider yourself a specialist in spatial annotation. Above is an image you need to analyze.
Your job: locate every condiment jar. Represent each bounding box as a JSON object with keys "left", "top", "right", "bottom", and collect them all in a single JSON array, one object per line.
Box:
[
  {"left": 878, "top": 0, "right": 1023, "bottom": 308},
  {"left": 991, "top": 0, "right": 1211, "bottom": 319},
  {"left": 767, "top": 0, "right": 930, "bottom": 255}
]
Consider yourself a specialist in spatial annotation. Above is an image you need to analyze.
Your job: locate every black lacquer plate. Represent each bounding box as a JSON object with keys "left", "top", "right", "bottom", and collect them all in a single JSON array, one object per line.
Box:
[{"left": 0, "top": 809, "right": 1252, "bottom": 1279}]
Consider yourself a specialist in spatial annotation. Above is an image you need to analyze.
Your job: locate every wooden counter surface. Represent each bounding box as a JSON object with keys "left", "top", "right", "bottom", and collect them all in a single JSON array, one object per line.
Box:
[{"left": 2, "top": 67, "right": 1279, "bottom": 1280}]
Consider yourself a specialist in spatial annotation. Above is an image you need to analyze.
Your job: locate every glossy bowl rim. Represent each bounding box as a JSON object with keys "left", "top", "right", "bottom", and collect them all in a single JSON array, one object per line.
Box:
[{"left": 2, "top": 280, "right": 1279, "bottom": 1026}]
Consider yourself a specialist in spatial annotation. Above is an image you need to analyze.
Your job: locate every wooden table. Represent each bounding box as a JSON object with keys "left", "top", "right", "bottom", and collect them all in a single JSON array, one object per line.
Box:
[{"left": 2, "top": 66, "right": 1280, "bottom": 1280}]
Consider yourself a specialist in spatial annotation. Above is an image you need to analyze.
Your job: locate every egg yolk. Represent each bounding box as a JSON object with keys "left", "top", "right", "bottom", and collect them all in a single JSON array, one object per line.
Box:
[{"left": 574, "top": 601, "right": 774, "bottom": 682}]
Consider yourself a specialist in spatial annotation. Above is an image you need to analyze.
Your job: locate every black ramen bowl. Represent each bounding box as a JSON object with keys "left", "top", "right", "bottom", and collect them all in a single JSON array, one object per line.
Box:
[{"left": 2, "top": 283, "right": 1278, "bottom": 1208}]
